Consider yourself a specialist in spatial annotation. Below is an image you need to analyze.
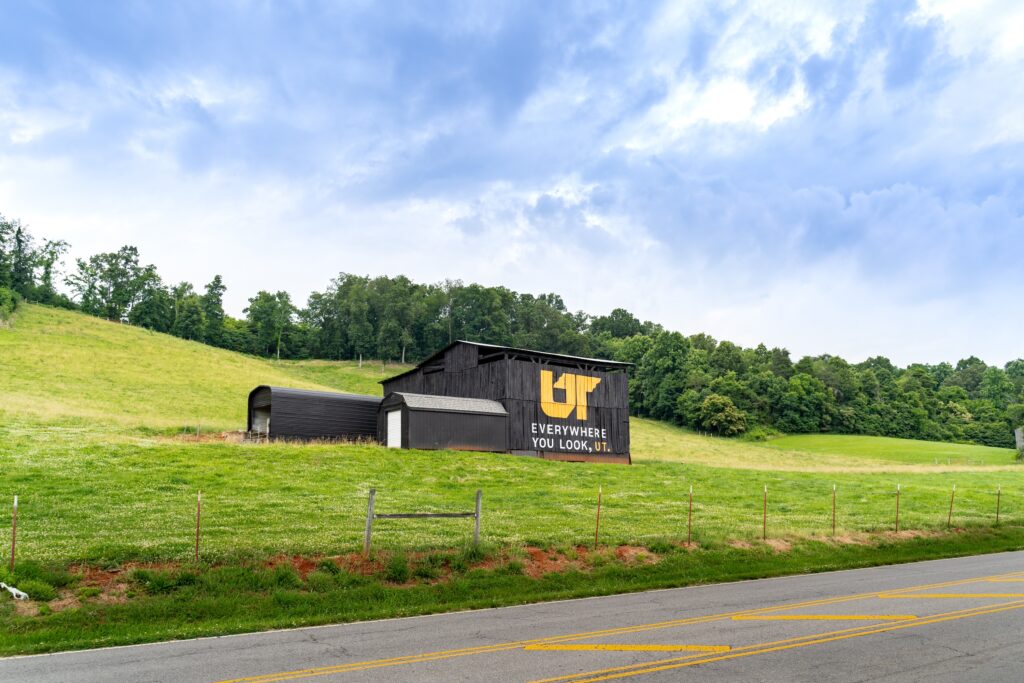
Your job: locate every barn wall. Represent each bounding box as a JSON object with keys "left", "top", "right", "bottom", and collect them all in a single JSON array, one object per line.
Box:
[
  {"left": 504, "top": 359, "right": 629, "bottom": 457},
  {"left": 380, "top": 342, "right": 631, "bottom": 461},
  {"left": 407, "top": 410, "right": 508, "bottom": 453}
]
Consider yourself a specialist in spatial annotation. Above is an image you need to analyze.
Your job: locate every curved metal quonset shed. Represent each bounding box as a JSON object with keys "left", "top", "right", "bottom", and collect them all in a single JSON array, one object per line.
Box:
[{"left": 247, "top": 386, "right": 381, "bottom": 441}]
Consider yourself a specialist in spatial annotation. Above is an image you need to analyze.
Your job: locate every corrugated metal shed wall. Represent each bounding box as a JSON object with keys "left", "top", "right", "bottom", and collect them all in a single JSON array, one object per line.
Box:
[
  {"left": 378, "top": 392, "right": 509, "bottom": 453},
  {"left": 247, "top": 386, "right": 381, "bottom": 441}
]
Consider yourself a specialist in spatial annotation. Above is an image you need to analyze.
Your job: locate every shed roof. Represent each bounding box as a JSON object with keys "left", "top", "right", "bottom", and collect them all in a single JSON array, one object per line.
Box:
[
  {"left": 385, "top": 392, "right": 508, "bottom": 416},
  {"left": 250, "top": 385, "right": 383, "bottom": 404},
  {"left": 382, "top": 340, "right": 633, "bottom": 384}
]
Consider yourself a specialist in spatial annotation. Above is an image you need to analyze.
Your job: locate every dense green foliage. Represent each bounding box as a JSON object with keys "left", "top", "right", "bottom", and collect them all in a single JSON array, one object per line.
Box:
[
  {"left": 0, "top": 214, "right": 71, "bottom": 308},
  {"left": 6, "top": 211, "right": 1023, "bottom": 447},
  {"left": 0, "top": 286, "right": 18, "bottom": 322}
]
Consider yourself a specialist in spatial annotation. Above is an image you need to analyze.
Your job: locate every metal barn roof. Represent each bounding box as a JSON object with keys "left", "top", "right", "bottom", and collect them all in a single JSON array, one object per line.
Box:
[
  {"left": 382, "top": 340, "right": 633, "bottom": 384},
  {"left": 384, "top": 392, "right": 508, "bottom": 415}
]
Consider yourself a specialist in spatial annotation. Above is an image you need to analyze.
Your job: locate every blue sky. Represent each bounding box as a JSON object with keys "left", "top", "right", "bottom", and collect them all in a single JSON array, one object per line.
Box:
[{"left": 2, "top": 1, "right": 1022, "bottom": 365}]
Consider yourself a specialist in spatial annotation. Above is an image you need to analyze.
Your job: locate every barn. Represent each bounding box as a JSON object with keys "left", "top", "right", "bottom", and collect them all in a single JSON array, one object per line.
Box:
[
  {"left": 247, "top": 385, "right": 381, "bottom": 441},
  {"left": 378, "top": 392, "right": 508, "bottom": 452},
  {"left": 381, "top": 341, "right": 632, "bottom": 463}
]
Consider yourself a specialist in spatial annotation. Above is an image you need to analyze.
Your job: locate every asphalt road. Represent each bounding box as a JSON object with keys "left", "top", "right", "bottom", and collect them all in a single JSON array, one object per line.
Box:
[{"left": 4, "top": 551, "right": 1024, "bottom": 682}]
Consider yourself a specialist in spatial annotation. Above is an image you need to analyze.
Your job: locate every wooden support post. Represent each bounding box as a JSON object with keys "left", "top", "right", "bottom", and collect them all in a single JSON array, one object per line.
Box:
[
  {"left": 474, "top": 490, "right": 482, "bottom": 546},
  {"left": 687, "top": 484, "right": 693, "bottom": 547},
  {"left": 832, "top": 484, "right": 837, "bottom": 537},
  {"left": 947, "top": 484, "right": 956, "bottom": 529},
  {"left": 194, "top": 491, "right": 202, "bottom": 563},
  {"left": 9, "top": 495, "right": 17, "bottom": 574},
  {"left": 364, "top": 488, "right": 376, "bottom": 556},
  {"left": 895, "top": 484, "right": 901, "bottom": 533},
  {"left": 762, "top": 485, "right": 768, "bottom": 541},
  {"left": 594, "top": 486, "right": 603, "bottom": 548},
  {"left": 996, "top": 486, "right": 1002, "bottom": 525}
]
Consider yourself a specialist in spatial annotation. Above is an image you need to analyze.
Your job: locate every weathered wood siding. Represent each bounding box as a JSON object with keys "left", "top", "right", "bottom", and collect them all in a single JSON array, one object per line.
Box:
[{"left": 381, "top": 343, "right": 630, "bottom": 460}]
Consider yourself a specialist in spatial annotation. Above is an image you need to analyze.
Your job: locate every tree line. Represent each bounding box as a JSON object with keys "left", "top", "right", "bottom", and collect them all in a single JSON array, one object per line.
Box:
[{"left": 3, "top": 213, "right": 1022, "bottom": 449}]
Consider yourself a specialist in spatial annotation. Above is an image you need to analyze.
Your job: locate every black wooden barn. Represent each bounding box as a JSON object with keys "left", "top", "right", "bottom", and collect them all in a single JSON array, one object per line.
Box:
[
  {"left": 378, "top": 392, "right": 508, "bottom": 452},
  {"left": 381, "top": 341, "right": 632, "bottom": 463},
  {"left": 247, "top": 386, "right": 381, "bottom": 441}
]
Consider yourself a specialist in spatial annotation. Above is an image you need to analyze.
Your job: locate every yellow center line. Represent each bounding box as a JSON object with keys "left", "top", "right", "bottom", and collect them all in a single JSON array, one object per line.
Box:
[
  {"left": 986, "top": 578, "right": 1024, "bottom": 583},
  {"left": 213, "top": 571, "right": 1024, "bottom": 683},
  {"left": 524, "top": 644, "right": 730, "bottom": 653},
  {"left": 879, "top": 593, "right": 1024, "bottom": 599},
  {"left": 732, "top": 614, "right": 917, "bottom": 621},
  {"left": 539, "top": 599, "right": 1024, "bottom": 683}
]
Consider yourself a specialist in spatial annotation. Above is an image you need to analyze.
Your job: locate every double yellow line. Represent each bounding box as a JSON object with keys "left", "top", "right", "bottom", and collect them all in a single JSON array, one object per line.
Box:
[
  {"left": 542, "top": 598, "right": 1024, "bottom": 682},
  {"left": 215, "top": 570, "right": 1023, "bottom": 683}
]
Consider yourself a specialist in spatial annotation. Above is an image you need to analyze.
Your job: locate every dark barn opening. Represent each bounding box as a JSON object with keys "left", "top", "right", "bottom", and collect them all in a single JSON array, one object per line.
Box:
[
  {"left": 381, "top": 341, "right": 632, "bottom": 463},
  {"left": 247, "top": 386, "right": 381, "bottom": 441},
  {"left": 378, "top": 392, "right": 509, "bottom": 452}
]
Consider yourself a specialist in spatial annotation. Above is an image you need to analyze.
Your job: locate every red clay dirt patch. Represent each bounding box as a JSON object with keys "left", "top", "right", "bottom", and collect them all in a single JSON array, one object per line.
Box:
[
  {"left": 265, "top": 555, "right": 320, "bottom": 579},
  {"left": 522, "top": 546, "right": 586, "bottom": 579},
  {"left": 614, "top": 546, "right": 659, "bottom": 565}
]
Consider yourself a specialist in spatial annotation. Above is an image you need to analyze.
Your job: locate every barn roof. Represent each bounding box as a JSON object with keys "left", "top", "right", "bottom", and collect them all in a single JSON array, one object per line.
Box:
[
  {"left": 382, "top": 340, "right": 633, "bottom": 384},
  {"left": 384, "top": 392, "right": 508, "bottom": 415}
]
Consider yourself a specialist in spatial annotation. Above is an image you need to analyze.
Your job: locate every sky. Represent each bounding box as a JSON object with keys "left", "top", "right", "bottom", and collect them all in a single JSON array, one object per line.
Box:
[{"left": 1, "top": 0, "right": 1022, "bottom": 367}]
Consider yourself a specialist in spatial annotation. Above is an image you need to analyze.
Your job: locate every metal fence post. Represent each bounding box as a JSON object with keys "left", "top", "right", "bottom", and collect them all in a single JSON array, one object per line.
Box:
[
  {"left": 363, "top": 488, "right": 376, "bottom": 556},
  {"left": 9, "top": 495, "right": 17, "bottom": 574},
  {"left": 474, "top": 490, "right": 482, "bottom": 546}
]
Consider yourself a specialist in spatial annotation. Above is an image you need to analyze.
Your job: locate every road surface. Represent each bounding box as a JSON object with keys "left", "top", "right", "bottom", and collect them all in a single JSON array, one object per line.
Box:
[{"left": 3, "top": 551, "right": 1024, "bottom": 682}]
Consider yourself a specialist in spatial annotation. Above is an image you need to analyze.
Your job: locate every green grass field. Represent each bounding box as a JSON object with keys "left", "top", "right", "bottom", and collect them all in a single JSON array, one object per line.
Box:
[
  {"left": 766, "top": 434, "right": 1016, "bottom": 466},
  {"left": 1, "top": 304, "right": 1022, "bottom": 653},
  {"left": 0, "top": 304, "right": 1019, "bottom": 561}
]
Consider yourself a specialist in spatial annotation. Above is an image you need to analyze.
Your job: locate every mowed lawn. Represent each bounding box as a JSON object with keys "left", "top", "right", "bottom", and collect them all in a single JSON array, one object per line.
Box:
[{"left": 1, "top": 305, "right": 1022, "bottom": 565}]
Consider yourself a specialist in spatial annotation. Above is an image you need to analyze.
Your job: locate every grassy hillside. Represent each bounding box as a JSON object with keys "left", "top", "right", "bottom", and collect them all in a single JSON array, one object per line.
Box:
[
  {"left": 765, "top": 434, "right": 1015, "bottom": 466},
  {"left": 0, "top": 305, "right": 408, "bottom": 431},
  {"left": 268, "top": 358, "right": 410, "bottom": 397},
  {"left": 0, "top": 303, "right": 1020, "bottom": 564}
]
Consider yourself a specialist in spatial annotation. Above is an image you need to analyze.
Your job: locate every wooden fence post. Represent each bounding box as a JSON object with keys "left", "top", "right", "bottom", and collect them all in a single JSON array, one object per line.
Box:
[
  {"left": 363, "top": 488, "right": 376, "bottom": 556},
  {"left": 474, "top": 489, "right": 482, "bottom": 546},
  {"left": 947, "top": 485, "right": 956, "bottom": 528},
  {"left": 996, "top": 486, "right": 1002, "bottom": 525},
  {"left": 594, "top": 486, "right": 603, "bottom": 548}
]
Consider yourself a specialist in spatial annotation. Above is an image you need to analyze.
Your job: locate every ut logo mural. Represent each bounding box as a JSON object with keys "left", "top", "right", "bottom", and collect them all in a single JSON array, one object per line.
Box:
[{"left": 540, "top": 370, "right": 601, "bottom": 420}]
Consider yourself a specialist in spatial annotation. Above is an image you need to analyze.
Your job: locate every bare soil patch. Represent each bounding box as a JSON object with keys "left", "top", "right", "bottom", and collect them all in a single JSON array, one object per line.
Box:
[
  {"left": 764, "top": 539, "right": 792, "bottom": 553},
  {"left": 14, "top": 601, "right": 39, "bottom": 617},
  {"left": 49, "top": 591, "right": 81, "bottom": 613},
  {"left": 522, "top": 546, "right": 586, "bottom": 578}
]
